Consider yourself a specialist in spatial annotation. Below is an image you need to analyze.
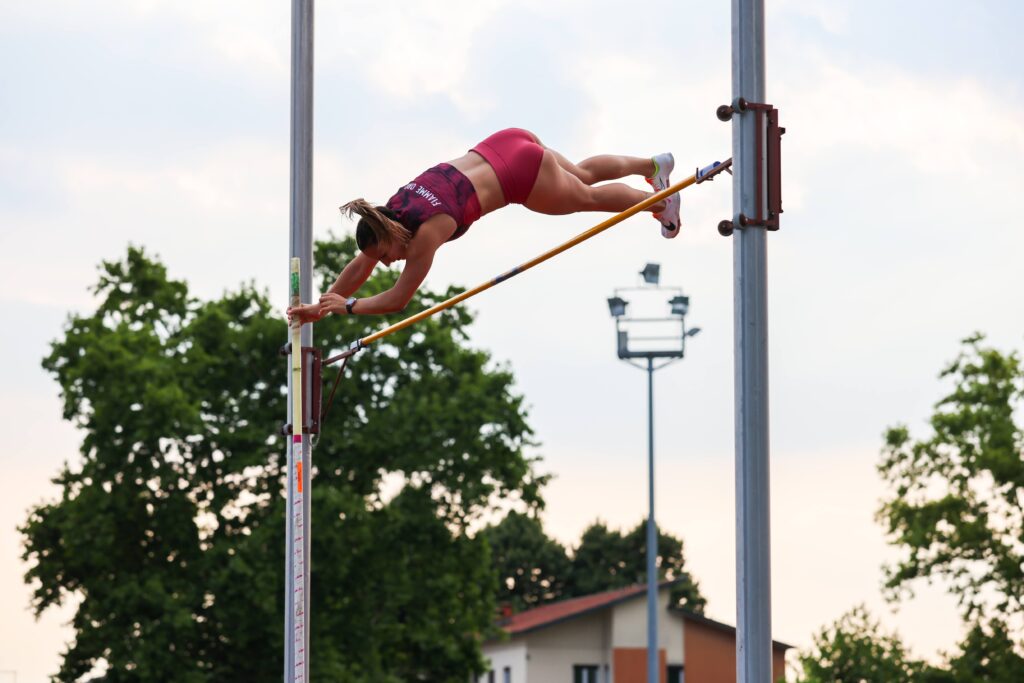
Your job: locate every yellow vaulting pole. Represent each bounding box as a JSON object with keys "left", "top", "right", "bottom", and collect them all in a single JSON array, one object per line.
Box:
[{"left": 352, "top": 158, "right": 731, "bottom": 350}]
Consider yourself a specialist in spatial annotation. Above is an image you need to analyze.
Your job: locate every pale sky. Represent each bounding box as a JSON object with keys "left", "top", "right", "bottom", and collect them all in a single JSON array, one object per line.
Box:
[{"left": 2, "top": 1, "right": 1024, "bottom": 681}]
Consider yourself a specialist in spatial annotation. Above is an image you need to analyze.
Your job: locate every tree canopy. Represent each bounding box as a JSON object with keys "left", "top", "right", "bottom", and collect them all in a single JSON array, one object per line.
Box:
[
  {"left": 797, "top": 607, "right": 1024, "bottom": 683},
  {"left": 21, "top": 240, "right": 545, "bottom": 682},
  {"left": 799, "top": 335, "right": 1024, "bottom": 682},
  {"left": 480, "top": 511, "right": 571, "bottom": 612},
  {"left": 877, "top": 334, "right": 1024, "bottom": 623},
  {"left": 796, "top": 606, "right": 930, "bottom": 683},
  {"left": 483, "top": 514, "right": 706, "bottom": 614}
]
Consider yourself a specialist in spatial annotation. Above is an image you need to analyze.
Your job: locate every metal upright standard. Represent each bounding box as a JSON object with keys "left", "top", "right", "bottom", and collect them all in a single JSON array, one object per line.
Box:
[
  {"left": 728, "top": 0, "right": 774, "bottom": 680},
  {"left": 285, "top": 1, "right": 314, "bottom": 681}
]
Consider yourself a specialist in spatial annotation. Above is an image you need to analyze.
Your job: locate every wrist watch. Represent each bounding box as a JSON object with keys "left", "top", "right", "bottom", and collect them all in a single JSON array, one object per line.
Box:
[{"left": 345, "top": 297, "right": 358, "bottom": 314}]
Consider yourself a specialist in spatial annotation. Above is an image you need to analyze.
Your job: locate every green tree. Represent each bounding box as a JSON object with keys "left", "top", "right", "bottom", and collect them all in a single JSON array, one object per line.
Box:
[
  {"left": 566, "top": 520, "right": 706, "bottom": 613},
  {"left": 877, "top": 335, "right": 1024, "bottom": 623},
  {"left": 800, "top": 336, "right": 1024, "bottom": 681},
  {"left": 796, "top": 608, "right": 1024, "bottom": 683},
  {"left": 481, "top": 511, "right": 572, "bottom": 612},
  {"left": 20, "top": 240, "right": 544, "bottom": 682},
  {"left": 945, "top": 619, "right": 1024, "bottom": 682},
  {"left": 796, "top": 606, "right": 931, "bottom": 683},
  {"left": 564, "top": 522, "right": 629, "bottom": 597}
]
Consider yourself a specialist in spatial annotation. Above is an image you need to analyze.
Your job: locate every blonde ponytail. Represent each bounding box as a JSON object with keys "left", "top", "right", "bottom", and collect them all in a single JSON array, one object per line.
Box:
[{"left": 341, "top": 198, "right": 411, "bottom": 251}]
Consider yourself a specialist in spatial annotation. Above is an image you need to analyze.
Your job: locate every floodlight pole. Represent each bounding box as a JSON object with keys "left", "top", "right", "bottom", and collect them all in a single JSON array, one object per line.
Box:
[
  {"left": 645, "top": 355, "right": 657, "bottom": 683},
  {"left": 731, "top": 0, "right": 772, "bottom": 681},
  {"left": 285, "top": 1, "right": 314, "bottom": 682},
  {"left": 609, "top": 277, "right": 697, "bottom": 683}
]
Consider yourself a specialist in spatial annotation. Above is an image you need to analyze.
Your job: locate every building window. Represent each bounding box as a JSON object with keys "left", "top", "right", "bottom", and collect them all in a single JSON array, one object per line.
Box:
[
  {"left": 503, "top": 666, "right": 511, "bottom": 683},
  {"left": 573, "top": 664, "right": 600, "bottom": 683},
  {"left": 488, "top": 671, "right": 495, "bottom": 683},
  {"left": 667, "top": 664, "right": 685, "bottom": 683}
]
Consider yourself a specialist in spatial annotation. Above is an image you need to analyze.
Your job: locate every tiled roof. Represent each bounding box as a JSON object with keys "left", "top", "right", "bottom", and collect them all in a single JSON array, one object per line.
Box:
[
  {"left": 498, "top": 583, "right": 662, "bottom": 636},
  {"left": 495, "top": 582, "right": 794, "bottom": 651}
]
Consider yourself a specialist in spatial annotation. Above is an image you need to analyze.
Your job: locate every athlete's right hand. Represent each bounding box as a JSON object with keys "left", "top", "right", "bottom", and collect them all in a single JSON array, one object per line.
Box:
[{"left": 287, "top": 303, "right": 326, "bottom": 325}]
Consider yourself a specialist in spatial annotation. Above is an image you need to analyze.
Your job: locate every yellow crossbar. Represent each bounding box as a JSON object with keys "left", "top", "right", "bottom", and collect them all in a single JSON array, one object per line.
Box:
[{"left": 354, "top": 158, "right": 730, "bottom": 350}]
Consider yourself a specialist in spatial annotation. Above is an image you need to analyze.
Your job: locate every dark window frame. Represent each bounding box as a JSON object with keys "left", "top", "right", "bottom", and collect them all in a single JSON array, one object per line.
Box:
[{"left": 573, "top": 664, "right": 600, "bottom": 683}]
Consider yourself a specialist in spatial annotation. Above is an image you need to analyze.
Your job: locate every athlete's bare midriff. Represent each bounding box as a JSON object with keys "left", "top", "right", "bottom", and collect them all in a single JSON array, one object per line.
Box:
[{"left": 447, "top": 151, "right": 508, "bottom": 216}]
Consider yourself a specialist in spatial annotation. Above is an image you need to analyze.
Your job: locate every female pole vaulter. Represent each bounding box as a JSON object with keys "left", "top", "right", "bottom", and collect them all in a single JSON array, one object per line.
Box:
[{"left": 287, "top": 128, "right": 678, "bottom": 321}]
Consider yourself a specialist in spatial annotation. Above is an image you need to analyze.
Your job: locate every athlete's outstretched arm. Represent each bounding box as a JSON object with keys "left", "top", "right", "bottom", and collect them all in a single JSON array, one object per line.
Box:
[
  {"left": 326, "top": 251, "right": 378, "bottom": 297},
  {"left": 320, "top": 216, "right": 454, "bottom": 316},
  {"left": 287, "top": 251, "right": 378, "bottom": 324},
  {"left": 323, "top": 248, "right": 435, "bottom": 315}
]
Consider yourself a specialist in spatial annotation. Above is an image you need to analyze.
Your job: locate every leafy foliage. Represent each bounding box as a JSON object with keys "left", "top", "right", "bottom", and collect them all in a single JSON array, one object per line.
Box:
[
  {"left": 944, "top": 618, "right": 1024, "bottom": 682},
  {"left": 480, "top": 511, "right": 571, "bottom": 612},
  {"left": 483, "top": 514, "right": 706, "bottom": 614},
  {"left": 797, "top": 608, "right": 1024, "bottom": 683},
  {"left": 876, "top": 334, "right": 1024, "bottom": 622},
  {"left": 568, "top": 520, "right": 706, "bottom": 613},
  {"left": 799, "top": 335, "right": 1024, "bottom": 682},
  {"left": 21, "top": 240, "right": 543, "bottom": 682},
  {"left": 796, "top": 606, "right": 934, "bottom": 683}
]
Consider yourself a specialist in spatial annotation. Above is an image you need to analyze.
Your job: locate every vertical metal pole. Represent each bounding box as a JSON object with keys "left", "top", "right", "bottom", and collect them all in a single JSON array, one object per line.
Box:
[
  {"left": 646, "top": 357, "right": 658, "bottom": 683},
  {"left": 731, "top": 1, "right": 772, "bottom": 682},
  {"left": 285, "top": 1, "right": 314, "bottom": 682}
]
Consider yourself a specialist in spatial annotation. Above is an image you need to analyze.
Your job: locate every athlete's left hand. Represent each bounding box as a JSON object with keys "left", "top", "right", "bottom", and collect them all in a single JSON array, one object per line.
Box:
[{"left": 318, "top": 292, "right": 349, "bottom": 315}]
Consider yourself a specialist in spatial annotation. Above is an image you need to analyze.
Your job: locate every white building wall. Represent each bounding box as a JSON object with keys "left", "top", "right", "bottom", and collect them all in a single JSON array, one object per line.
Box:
[
  {"left": 610, "top": 592, "right": 685, "bottom": 663},
  {"left": 523, "top": 609, "right": 612, "bottom": 683},
  {"left": 483, "top": 589, "right": 690, "bottom": 682},
  {"left": 661, "top": 606, "right": 685, "bottom": 665},
  {"left": 479, "top": 641, "right": 527, "bottom": 683}
]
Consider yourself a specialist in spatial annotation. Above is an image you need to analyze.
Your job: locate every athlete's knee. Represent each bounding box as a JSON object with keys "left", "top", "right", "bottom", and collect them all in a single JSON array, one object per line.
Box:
[{"left": 575, "top": 161, "right": 600, "bottom": 185}]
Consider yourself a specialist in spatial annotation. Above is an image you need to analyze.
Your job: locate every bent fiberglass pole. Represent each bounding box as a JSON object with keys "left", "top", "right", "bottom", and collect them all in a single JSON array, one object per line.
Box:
[{"left": 335, "top": 159, "right": 731, "bottom": 356}]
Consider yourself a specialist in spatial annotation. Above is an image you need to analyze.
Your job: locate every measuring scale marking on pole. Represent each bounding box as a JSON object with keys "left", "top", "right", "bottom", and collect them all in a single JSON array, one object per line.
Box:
[{"left": 289, "top": 257, "right": 306, "bottom": 681}]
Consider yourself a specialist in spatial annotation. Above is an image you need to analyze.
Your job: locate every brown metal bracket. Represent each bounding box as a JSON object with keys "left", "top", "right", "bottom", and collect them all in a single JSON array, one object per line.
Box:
[
  {"left": 716, "top": 98, "right": 785, "bottom": 237},
  {"left": 322, "top": 341, "right": 362, "bottom": 367},
  {"left": 279, "top": 343, "right": 323, "bottom": 436}
]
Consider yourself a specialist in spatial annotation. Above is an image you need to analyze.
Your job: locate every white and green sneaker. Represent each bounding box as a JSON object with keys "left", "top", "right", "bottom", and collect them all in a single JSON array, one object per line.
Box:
[
  {"left": 646, "top": 152, "right": 675, "bottom": 192},
  {"left": 647, "top": 153, "right": 681, "bottom": 238}
]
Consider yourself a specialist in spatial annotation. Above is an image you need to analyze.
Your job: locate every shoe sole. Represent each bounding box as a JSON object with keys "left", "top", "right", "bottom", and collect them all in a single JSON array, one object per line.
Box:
[{"left": 655, "top": 194, "right": 681, "bottom": 238}]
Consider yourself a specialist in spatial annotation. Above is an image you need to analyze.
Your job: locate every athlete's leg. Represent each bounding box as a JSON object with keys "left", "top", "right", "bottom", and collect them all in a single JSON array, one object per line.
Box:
[
  {"left": 525, "top": 150, "right": 665, "bottom": 216},
  {"left": 545, "top": 147, "right": 655, "bottom": 186}
]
